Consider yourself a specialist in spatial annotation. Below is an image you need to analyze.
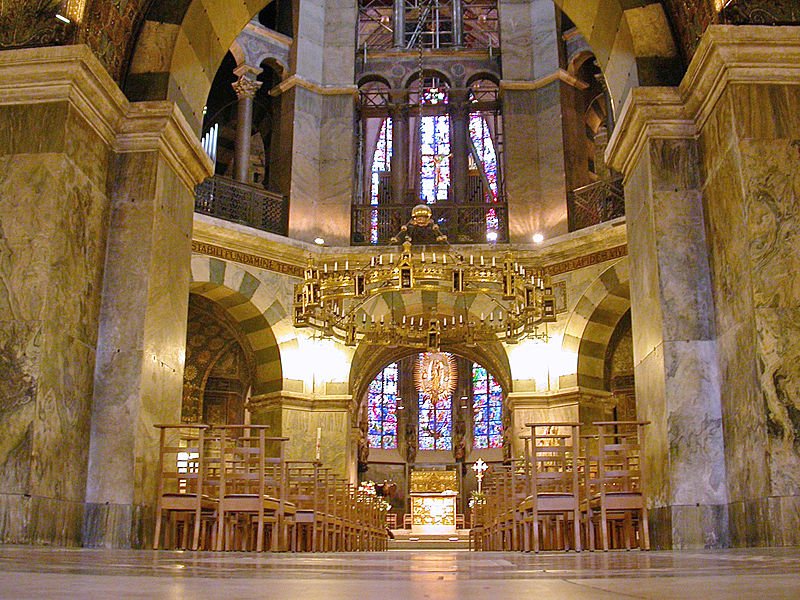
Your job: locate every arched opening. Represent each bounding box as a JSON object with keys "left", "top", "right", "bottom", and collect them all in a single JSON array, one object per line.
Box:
[{"left": 353, "top": 349, "right": 510, "bottom": 529}]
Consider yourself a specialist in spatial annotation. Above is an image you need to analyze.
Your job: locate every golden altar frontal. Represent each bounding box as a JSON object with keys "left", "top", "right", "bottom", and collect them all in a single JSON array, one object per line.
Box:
[{"left": 410, "top": 470, "right": 458, "bottom": 535}]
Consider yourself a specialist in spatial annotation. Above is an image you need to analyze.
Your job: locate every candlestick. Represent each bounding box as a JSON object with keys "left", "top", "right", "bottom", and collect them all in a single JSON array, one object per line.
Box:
[{"left": 315, "top": 427, "right": 321, "bottom": 461}]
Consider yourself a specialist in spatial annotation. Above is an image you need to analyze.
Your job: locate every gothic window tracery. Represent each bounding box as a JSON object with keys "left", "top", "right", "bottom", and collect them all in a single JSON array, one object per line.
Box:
[
  {"left": 471, "top": 364, "right": 503, "bottom": 448},
  {"left": 368, "top": 362, "right": 399, "bottom": 449}
]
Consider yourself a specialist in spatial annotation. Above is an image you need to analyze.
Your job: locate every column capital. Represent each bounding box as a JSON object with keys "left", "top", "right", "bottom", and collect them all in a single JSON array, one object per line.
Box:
[
  {"left": 606, "top": 25, "right": 800, "bottom": 179},
  {"left": 232, "top": 64, "right": 263, "bottom": 99}
]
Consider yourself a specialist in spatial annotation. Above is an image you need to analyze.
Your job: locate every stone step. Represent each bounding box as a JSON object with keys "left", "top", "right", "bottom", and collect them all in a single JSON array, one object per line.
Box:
[{"left": 388, "top": 539, "right": 472, "bottom": 550}]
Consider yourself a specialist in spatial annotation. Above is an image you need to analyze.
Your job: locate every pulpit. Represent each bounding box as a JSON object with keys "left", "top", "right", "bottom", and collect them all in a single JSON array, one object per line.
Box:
[{"left": 409, "top": 469, "right": 459, "bottom": 535}]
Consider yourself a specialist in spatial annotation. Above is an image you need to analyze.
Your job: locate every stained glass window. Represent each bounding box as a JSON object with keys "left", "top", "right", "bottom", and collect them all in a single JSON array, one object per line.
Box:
[
  {"left": 419, "top": 87, "right": 450, "bottom": 204},
  {"left": 370, "top": 118, "right": 392, "bottom": 244},
  {"left": 367, "top": 362, "right": 398, "bottom": 449},
  {"left": 469, "top": 112, "right": 500, "bottom": 236},
  {"left": 418, "top": 390, "right": 453, "bottom": 450},
  {"left": 472, "top": 365, "right": 503, "bottom": 448}
]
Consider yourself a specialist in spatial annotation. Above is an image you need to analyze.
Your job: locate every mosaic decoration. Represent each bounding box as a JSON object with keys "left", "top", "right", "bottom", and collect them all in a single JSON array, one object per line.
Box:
[
  {"left": 472, "top": 365, "right": 503, "bottom": 449},
  {"left": 81, "top": 0, "right": 148, "bottom": 81},
  {"left": 416, "top": 352, "right": 456, "bottom": 450},
  {"left": 367, "top": 362, "right": 399, "bottom": 449},
  {"left": 419, "top": 87, "right": 451, "bottom": 204},
  {"left": 370, "top": 118, "right": 393, "bottom": 244}
]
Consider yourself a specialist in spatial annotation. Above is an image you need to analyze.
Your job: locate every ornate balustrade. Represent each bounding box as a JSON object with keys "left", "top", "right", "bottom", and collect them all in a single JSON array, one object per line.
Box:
[
  {"left": 567, "top": 176, "right": 625, "bottom": 232},
  {"left": 351, "top": 201, "right": 508, "bottom": 245},
  {"left": 195, "top": 176, "right": 289, "bottom": 236}
]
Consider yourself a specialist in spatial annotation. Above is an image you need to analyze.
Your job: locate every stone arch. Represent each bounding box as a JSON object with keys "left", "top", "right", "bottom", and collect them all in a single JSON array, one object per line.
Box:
[
  {"left": 562, "top": 257, "right": 630, "bottom": 391},
  {"left": 349, "top": 340, "right": 512, "bottom": 419},
  {"left": 190, "top": 255, "right": 297, "bottom": 396},
  {"left": 124, "top": 0, "right": 678, "bottom": 133},
  {"left": 403, "top": 68, "right": 452, "bottom": 90}
]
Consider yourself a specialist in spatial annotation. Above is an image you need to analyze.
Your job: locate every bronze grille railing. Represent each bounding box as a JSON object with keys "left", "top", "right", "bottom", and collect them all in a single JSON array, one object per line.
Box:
[
  {"left": 567, "top": 176, "right": 625, "bottom": 232},
  {"left": 195, "top": 176, "right": 289, "bottom": 236},
  {"left": 351, "top": 201, "right": 508, "bottom": 245}
]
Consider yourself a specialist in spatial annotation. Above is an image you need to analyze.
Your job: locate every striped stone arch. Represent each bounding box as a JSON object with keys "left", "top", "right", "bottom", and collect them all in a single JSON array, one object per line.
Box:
[
  {"left": 561, "top": 257, "right": 630, "bottom": 391},
  {"left": 190, "top": 254, "right": 298, "bottom": 396},
  {"left": 124, "top": 0, "right": 679, "bottom": 133}
]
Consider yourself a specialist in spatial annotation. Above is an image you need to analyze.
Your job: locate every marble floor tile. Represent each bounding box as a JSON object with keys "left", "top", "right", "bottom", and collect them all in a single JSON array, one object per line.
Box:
[{"left": 0, "top": 547, "right": 799, "bottom": 599}]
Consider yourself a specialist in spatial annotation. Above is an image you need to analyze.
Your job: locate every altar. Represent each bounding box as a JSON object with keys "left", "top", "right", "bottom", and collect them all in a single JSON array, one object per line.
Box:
[
  {"left": 410, "top": 491, "right": 458, "bottom": 535},
  {"left": 409, "top": 469, "right": 459, "bottom": 535}
]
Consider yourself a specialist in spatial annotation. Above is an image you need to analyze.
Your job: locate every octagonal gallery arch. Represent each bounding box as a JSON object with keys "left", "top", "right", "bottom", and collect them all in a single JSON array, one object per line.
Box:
[
  {"left": 124, "top": 0, "right": 679, "bottom": 134},
  {"left": 561, "top": 257, "right": 631, "bottom": 392},
  {"left": 190, "top": 254, "right": 299, "bottom": 396}
]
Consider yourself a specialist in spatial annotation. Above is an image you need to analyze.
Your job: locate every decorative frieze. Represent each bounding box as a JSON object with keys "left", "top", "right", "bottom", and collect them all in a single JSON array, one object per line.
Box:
[{"left": 191, "top": 240, "right": 304, "bottom": 278}]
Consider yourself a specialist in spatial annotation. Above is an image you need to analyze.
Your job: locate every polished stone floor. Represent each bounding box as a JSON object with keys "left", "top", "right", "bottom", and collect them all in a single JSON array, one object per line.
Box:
[{"left": 1, "top": 546, "right": 799, "bottom": 599}]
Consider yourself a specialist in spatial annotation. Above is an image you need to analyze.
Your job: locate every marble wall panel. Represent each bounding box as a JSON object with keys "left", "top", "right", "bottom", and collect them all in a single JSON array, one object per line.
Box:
[
  {"left": 502, "top": 84, "right": 568, "bottom": 242},
  {"left": 322, "top": 0, "right": 357, "bottom": 85},
  {"left": 497, "top": 0, "right": 535, "bottom": 80},
  {"left": 634, "top": 343, "right": 669, "bottom": 508},
  {"left": 0, "top": 87, "right": 112, "bottom": 548},
  {"left": 663, "top": 339, "right": 726, "bottom": 506},
  {"left": 738, "top": 139, "right": 800, "bottom": 498},
  {"left": 282, "top": 408, "right": 350, "bottom": 477}
]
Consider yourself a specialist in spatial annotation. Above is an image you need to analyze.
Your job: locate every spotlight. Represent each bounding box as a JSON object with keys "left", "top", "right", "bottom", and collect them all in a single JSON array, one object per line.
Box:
[
  {"left": 314, "top": 237, "right": 325, "bottom": 245},
  {"left": 532, "top": 233, "right": 544, "bottom": 244}
]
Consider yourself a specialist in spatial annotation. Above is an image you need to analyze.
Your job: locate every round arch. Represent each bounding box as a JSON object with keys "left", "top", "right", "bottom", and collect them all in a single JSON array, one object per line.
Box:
[
  {"left": 190, "top": 255, "right": 298, "bottom": 396},
  {"left": 124, "top": 0, "right": 678, "bottom": 133},
  {"left": 349, "top": 340, "right": 512, "bottom": 419},
  {"left": 562, "top": 257, "right": 631, "bottom": 392}
]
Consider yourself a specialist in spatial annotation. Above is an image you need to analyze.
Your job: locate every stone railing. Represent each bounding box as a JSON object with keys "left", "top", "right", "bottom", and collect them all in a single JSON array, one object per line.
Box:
[
  {"left": 351, "top": 201, "right": 509, "bottom": 245},
  {"left": 195, "top": 176, "right": 288, "bottom": 236},
  {"left": 567, "top": 176, "right": 625, "bottom": 232}
]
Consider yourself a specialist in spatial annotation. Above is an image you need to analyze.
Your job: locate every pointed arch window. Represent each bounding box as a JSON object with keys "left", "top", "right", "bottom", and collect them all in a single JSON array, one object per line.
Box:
[
  {"left": 418, "top": 391, "right": 452, "bottom": 450},
  {"left": 419, "top": 86, "right": 451, "bottom": 204},
  {"left": 367, "top": 362, "right": 399, "bottom": 449},
  {"left": 370, "top": 118, "right": 392, "bottom": 244},
  {"left": 472, "top": 365, "right": 503, "bottom": 448}
]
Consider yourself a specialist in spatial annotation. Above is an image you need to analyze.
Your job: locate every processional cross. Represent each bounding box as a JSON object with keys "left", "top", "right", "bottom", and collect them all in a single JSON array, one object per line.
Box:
[{"left": 472, "top": 458, "right": 488, "bottom": 493}]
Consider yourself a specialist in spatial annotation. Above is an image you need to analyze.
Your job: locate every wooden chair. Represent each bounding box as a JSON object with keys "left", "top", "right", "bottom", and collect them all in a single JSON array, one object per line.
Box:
[
  {"left": 287, "top": 460, "right": 326, "bottom": 551},
  {"left": 519, "top": 422, "right": 582, "bottom": 553},
  {"left": 214, "top": 426, "right": 295, "bottom": 551},
  {"left": 153, "top": 424, "right": 217, "bottom": 550},
  {"left": 583, "top": 421, "right": 650, "bottom": 551}
]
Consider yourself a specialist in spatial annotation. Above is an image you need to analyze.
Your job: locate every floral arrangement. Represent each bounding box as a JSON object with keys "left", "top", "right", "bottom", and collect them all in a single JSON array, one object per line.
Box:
[
  {"left": 357, "top": 480, "right": 391, "bottom": 511},
  {"left": 468, "top": 490, "right": 487, "bottom": 509}
]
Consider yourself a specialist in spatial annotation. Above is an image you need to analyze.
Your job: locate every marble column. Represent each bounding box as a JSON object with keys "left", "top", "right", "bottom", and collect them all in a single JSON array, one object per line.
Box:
[
  {"left": 0, "top": 46, "right": 115, "bottom": 546},
  {"left": 282, "top": 0, "right": 358, "bottom": 245},
  {"left": 452, "top": 0, "right": 463, "bottom": 48},
  {"left": 232, "top": 65, "right": 263, "bottom": 184},
  {"left": 449, "top": 88, "right": 469, "bottom": 204},
  {"left": 0, "top": 46, "right": 212, "bottom": 548},
  {"left": 607, "top": 25, "right": 800, "bottom": 549},
  {"left": 389, "top": 90, "right": 409, "bottom": 204},
  {"left": 393, "top": 0, "right": 405, "bottom": 49},
  {"left": 498, "top": 0, "right": 568, "bottom": 242}
]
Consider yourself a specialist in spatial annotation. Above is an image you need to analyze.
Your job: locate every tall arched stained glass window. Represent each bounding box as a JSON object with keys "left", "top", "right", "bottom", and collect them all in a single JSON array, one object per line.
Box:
[
  {"left": 370, "top": 118, "right": 392, "bottom": 244},
  {"left": 418, "top": 391, "right": 452, "bottom": 450},
  {"left": 367, "top": 362, "right": 398, "bottom": 449},
  {"left": 472, "top": 365, "right": 503, "bottom": 448},
  {"left": 419, "top": 87, "right": 450, "bottom": 204},
  {"left": 469, "top": 112, "right": 500, "bottom": 235}
]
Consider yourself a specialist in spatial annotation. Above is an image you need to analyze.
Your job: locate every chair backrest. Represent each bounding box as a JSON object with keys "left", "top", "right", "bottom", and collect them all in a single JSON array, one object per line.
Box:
[
  {"left": 594, "top": 421, "right": 649, "bottom": 496},
  {"left": 154, "top": 424, "right": 210, "bottom": 498},
  {"left": 526, "top": 422, "right": 580, "bottom": 497}
]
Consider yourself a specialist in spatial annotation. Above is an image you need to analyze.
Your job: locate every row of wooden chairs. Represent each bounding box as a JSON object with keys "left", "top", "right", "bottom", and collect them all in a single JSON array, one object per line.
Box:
[
  {"left": 153, "top": 424, "right": 388, "bottom": 552},
  {"left": 473, "top": 421, "right": 650, "bottom": 552}
]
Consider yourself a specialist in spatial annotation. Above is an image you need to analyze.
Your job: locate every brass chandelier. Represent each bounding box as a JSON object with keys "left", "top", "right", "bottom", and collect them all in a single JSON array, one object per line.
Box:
[{"left": 293, "top": 205, "right": 556, "bottom": 351}]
